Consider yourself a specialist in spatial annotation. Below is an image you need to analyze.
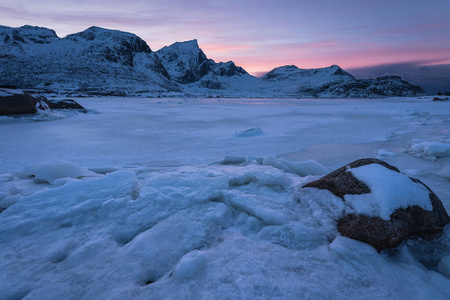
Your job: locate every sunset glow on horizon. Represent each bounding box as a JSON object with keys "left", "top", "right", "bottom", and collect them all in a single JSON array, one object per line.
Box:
[{"left": 1, "top": 0, "right": 449, "bottom": 91}]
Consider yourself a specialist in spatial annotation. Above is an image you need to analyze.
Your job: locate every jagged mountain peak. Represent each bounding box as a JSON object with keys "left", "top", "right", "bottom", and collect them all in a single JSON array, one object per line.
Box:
[
  {"left": 171, "top": 39, "right": 199, "bottom": 48},
  {"left": 156, "top": 39, "right": 250, "bottom": 84},
  {"left": 327, "top": 65, "right": 353, "bottom": 76},
  {"left": 156, "top": 39, "right": 212, "bottom": 84},
  {"left": 213, "top": 61, "right": 248, "bottom": 77},
  {"left": 157, "top": 39, "right": 203, "bottom": 59}
]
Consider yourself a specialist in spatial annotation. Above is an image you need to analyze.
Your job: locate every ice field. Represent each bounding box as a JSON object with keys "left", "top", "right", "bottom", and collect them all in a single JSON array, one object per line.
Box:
[{"left": 1, "top": 97, "right": 450, "bottom": 299}]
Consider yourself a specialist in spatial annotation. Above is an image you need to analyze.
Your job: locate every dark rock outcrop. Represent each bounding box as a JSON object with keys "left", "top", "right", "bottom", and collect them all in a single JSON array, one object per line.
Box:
[
  {"left": 47, "top": 99, "right": 85, "bottom": 110},
  {"left": 304, "top": 158, "right": 450, "bottom": 250},
  {"left": 433, "top": 97, "right": 449, "bottom": 101},
  {"left": 0, "top": 90, "right": 51, "bottom": 115}
]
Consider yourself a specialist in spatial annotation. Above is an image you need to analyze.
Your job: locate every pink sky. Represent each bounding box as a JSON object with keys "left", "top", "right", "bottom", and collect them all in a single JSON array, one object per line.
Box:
[{"left": 1, "top": 0, "right": 449, "bottom": 79}]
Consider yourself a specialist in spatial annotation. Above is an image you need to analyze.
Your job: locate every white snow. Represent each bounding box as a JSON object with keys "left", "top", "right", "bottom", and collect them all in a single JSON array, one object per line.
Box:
[
  {"left": 262, "top": 155, "right": 329, "bottom": 176},
  {"left": 438, "top": 256, "right": 450, "bottom": 278},
  {"left": 345, "top": 164, "right": 432, "bottom": 220},
  {"left": 0, "top": 88, "right": 25, "bottom": 96},
  {"left": 0, "top": 97, "right": 449, "bottom": 299},
  {"left": 436, "top": 165, "right": 450, "bottom": 180},
  {"left": 21, "top": 160, "right": 91, "bottom": 184},
  {"left": 376, "top": 148, "right": 396, "bottom": 157},
  {"left": 409, "top": 139, "right": 450, "bottom": 158}
]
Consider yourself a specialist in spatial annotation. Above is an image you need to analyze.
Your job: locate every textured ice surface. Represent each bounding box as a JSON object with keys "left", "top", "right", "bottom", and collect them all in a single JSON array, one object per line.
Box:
[{"left": 0, "top": 97, "right": 449, "bottom": 299}]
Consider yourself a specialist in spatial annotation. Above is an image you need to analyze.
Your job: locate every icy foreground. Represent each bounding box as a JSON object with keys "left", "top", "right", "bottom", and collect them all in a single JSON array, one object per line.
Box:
[{"left": 1, "top": 97, "right": 450, "bottom": 299}]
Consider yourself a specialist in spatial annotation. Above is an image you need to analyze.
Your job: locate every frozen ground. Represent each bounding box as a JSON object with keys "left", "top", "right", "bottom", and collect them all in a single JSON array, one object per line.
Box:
[{"left": 1, "top": 97, "right": 450, "bottom": 299}]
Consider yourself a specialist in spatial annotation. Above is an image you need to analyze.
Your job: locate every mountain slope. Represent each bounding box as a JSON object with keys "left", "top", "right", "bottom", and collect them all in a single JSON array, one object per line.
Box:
[
  {"left": 311, "top": 75, "right": 426, "bottom": 97},
  {"left": 259, "top": 65, "right": 425, "bottom": 97},
  {"left": 260, "top": 65, "right": 355, "bottom": 96},
  {"left": 0, "top": 25, "right": 180, "bottom": 95},
  {"left": 155, "top": 39, "right": 214, "bottom": 84},
  {"left": 156, "top": 40, "right": 259, "bottom": 95}
]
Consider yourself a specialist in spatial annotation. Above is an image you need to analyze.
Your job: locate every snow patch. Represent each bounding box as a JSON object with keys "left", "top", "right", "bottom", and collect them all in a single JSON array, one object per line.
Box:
[
  {"left": 262, "top": 155, "right": 329, "bottom": 176},
  {"left": 438, "top": 256, "right": 450, "bottom": 278},
  {"left": 218, "top": 155, "right": 329, "bottom": 177},
  {"left": 0, "top": 88, "right": 24, "bottom": 95},
  {"left": 409, "top": 139, "right": 450, "bottom": 158},
  {"left": 330, "top": 235, "right": 379, "bottom": 258},
  {"left": 345, "top": 164, "right": 432, "bottom": 220},
  {"left": 171, "top": 250, "right": 208, "bottom": 279},
  {"left": 375, "top": 148, "right": 396, "bottom": 157},
  {"left": 20, "top": 160, "right": 91, "bottom": 184},
  {"left": 436, "top": 166, "right": 450, "bottom": 180}
]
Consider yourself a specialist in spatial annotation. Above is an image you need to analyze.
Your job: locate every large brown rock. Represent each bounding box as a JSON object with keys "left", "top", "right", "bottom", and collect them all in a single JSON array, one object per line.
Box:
[
  {"left": 0, "top": 90, "right": 51, "bottom": 115},
  {"left": 304, "top": 158, "right": 450, "bottom": 250}
]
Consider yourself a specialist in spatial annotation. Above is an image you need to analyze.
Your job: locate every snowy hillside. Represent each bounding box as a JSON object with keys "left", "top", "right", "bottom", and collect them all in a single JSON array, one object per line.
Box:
[
  {"left": 0, "top": 25, "right": 180, "bottom": 96},
  {"left": 261, "top": 65, "right": 354, "bottom": 85},
  {"left": 259, "top": 65, "right": 425, "bottom": 97},
  {"left": 304, "top": 75, "right": 426, "bottom": 98}
]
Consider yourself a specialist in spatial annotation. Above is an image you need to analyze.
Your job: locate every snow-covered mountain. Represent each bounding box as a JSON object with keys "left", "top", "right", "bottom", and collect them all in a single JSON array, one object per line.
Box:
[
  {"left": 0, "top": 25, "right": 425, "bottom": 98},
  {"left": 306, "top": 75, "right": 426, "bottom": 98},
  {"left": 0, "top": 25, "right": 180, "bottom": 95},
  {"left": 259, "top": 65, "right": 355, "bottom": 96},
  {"left": 155, "top": 40, "right": 257, "bottom": 94},
  {"left": 155, "top": 40, "right": 214, "bottom": 84},
  {"left": 155, "top": 39, "right": 424, "bottom": 97},
  {"left": 259, "top": 65, "right": 424, "bottom": 97},
  {"left": 261, "top": 65, "right": 355, "bottom": 85}
]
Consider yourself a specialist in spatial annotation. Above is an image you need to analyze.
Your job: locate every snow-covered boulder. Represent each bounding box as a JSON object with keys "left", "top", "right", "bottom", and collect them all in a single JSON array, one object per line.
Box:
[
  {"left": 0, "top": 88, "right": 51, "bottom": 115},
  {"left": 303, "top": 158, "right": 450, "bottom": 250}
]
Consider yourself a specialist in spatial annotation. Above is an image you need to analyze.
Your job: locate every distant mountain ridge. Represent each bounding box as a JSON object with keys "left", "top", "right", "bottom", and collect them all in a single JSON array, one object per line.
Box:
[{"left": 0, "top": 25, "right": 426, "bottom": 97}]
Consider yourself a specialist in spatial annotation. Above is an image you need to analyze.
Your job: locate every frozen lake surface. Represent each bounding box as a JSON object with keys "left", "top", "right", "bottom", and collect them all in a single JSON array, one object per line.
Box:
[{"left": 1, "top": 97, "right": 450, "bottom": 299}]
